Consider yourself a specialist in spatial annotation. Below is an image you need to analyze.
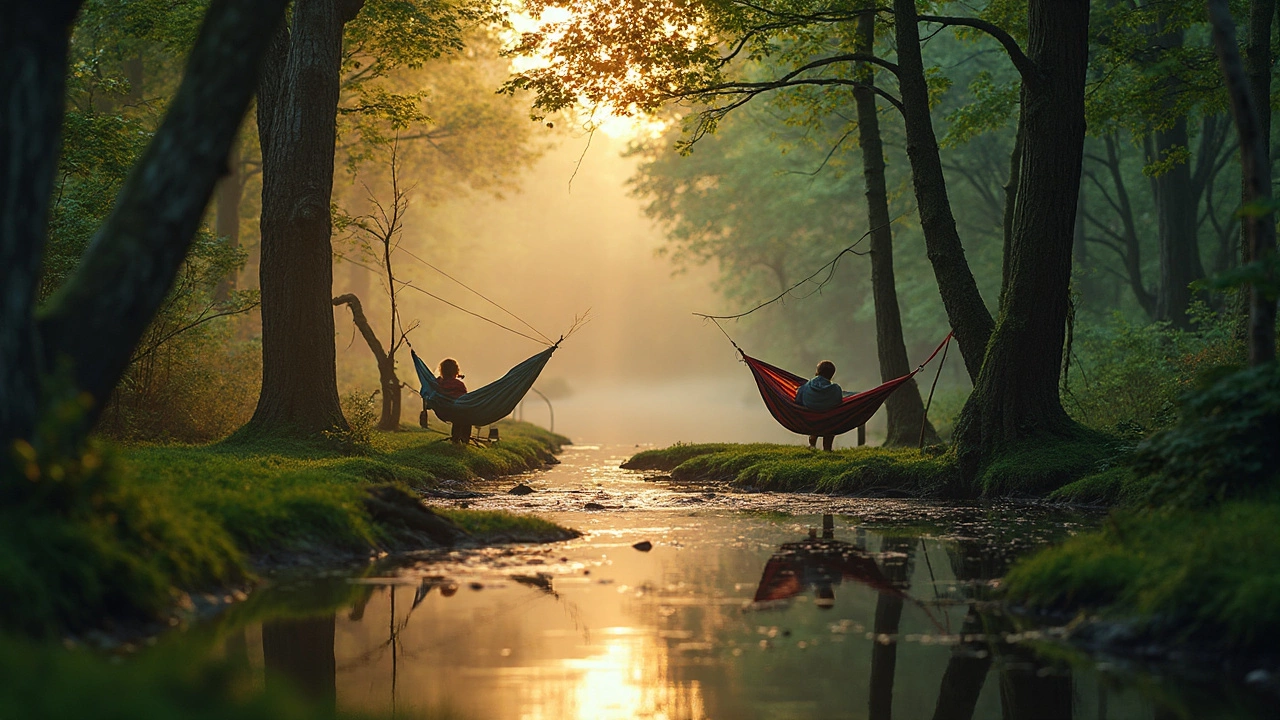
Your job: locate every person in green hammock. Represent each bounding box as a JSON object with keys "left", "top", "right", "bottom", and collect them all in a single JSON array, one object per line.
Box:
[
  {"left": 435, "top": 357, "right": 471, "bottom": 444},
  {"left": 795, "top": 360, "right": 842, "bottom": 451}
]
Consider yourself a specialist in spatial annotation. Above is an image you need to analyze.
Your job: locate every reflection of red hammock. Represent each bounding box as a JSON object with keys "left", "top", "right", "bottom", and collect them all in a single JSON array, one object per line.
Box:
[
  {"left": 752, "top": 540, "right": 905, "bottom": 603},
  {"left": 740, "top": 332, "right": 952, "bottom": 437}
]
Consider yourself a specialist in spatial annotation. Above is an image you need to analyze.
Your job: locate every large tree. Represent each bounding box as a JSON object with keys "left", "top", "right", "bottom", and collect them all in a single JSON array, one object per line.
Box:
[
  {"left": 1, "top": 0, "right": 287, "bottom": 453},
  {"left": 247, "top": 0, "right": 367, "bottom": 436},
  {"left": 952, "top": 1, "right": 1091, "bottom": 471},
  {"left": 246, "top": 0, "right": 479, "bottom": 437}
]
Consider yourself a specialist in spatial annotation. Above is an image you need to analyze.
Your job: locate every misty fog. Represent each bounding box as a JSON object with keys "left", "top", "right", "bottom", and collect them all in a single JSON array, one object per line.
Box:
[{"left": 329, "top": 132, "right": 889, "bottom": 447}]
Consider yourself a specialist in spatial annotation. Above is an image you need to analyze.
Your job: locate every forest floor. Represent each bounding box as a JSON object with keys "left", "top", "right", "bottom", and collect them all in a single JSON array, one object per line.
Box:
[
  {"left": 622, "top": 433, "right": 1123, "bottom": 499},
  {"left": 0, "top": 420, "right": 576, "bottom": 639}
]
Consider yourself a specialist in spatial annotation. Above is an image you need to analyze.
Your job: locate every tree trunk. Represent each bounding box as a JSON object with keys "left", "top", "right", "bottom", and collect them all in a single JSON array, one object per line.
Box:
[
  {"left": 1211, "top": 0, "right": 1278, "bottom": 365},
  {"left": 1149, "top": 116, "right": 1205, "bottom": 329},
  {"left": 333, "top": 294, "right": 401, "bottom": 430},
  {"left": 214, "top": 135, "right": 243, "bottom": 302},
  {"left": 32, "top": 0, "right": 289, "bottom": 443},
  {"left": 0, "top": 2, "right": 83, "bottom": 444},
  {"left": 892, "top": 0, "right": 995, "bottom": 383},
  {"left": 855, "top": 12, "right": 937, "bottom": 446},
  {"left": 1243, "top": 0, "right": 1275, "bottom": 266},
  {"left": 953, "top": 0, "right": 1090, "bottom": 474},
  {"left": 248, "top": 0, "right": 366, "bottom": 436}
]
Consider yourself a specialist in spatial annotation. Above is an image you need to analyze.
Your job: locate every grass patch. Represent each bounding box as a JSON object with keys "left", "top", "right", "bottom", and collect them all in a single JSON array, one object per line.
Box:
[
  {"left": 1047, "top": 466, "right": 1148, "bottom": 506},
  {"left": 1004, "top": 498, "right": 1280, "bottom": 649},
  {"left": 623, "top": 442, "right": 956, "bottom": 495},
  {"left": 437, "top": 508, "right": 579, "bottom": 543},
  {"left": 1, "top": 420, "right": 571, "bottom": 637},
  {"left": 976, "top": 428, "right": 1127, "bottom": 498}
]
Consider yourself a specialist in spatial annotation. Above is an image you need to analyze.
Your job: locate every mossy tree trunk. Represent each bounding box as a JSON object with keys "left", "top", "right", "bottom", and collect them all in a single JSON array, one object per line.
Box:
[
  {"left": 248, "top": 0, "right": 366, "bottom": 437},
  {"left": 892, "top": 0, "right": 994, "bottom": 383},
  {"left": 0, "top": 0, "right": 288, "bottom": 454},
  {"left": 333, "top": 294, "right": 401, "bottom": 430},
  {"left": 0, "top": 1, "right": 83, "bottom": 443},
  {"left": 953, "top": 0, "right": 1090, "bottom": 476},
  {"left": 854, "top": 11, "right": 937, "bottom": 446}
]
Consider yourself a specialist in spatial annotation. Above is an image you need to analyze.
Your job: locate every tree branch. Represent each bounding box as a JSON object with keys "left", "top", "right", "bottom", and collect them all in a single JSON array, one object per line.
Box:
[{"left": 918, "top": 14, "right": 1037, "bottom": 81}]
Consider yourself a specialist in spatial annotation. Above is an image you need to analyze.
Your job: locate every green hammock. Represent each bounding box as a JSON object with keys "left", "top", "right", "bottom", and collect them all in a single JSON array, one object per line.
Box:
[{"left": 410, "top": 346, "right": 556, "bottom": 428}]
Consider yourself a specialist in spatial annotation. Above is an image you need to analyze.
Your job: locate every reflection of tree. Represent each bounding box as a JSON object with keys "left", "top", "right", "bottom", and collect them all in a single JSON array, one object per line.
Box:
[
  {"left": 262, "top": 614, "right": 337, "bottom": 711},
  {"left": 928, "top": 539, "right": 1074, "bottom": 720},
  {"left": 869, "top": 536, "right": 914, "bottom": 720},
  {"left": 930, "top": 608, "right": 993, "bottom": 720}
]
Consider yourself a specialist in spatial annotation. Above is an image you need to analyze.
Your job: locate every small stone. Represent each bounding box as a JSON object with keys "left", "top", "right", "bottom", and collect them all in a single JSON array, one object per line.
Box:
[
  {"left": 584, "top": 502, "right": 606, "bottom": 510},
  {"left": 1245, "top": 669, "right": 1274, "bottom": 686},
  {"left": 508, "top": 483, "right": 535, "bottom": 496},
  {"left": 469, "top": 582, "right": 485, "bottom": 591},
  {"left": 632, "top": 541, "right": 653, "bottom": 552}
]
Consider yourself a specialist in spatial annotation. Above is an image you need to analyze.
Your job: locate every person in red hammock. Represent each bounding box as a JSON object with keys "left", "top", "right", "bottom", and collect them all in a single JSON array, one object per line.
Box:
[
  {"left": 435, "top": 358, "right": 471, "bottom": 444},
  {"left": 795, "top": 360, "right": 842, "bottom": 451}
]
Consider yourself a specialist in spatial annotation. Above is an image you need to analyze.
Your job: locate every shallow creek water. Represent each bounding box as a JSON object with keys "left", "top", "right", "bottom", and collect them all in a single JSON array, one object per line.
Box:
[{"left": 206, "top": 445, "right": 1268, "bottom": 719}]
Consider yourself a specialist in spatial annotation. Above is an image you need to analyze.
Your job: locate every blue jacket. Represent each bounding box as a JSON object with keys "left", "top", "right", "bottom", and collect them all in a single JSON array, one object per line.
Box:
[{"left": 795, "top": 376, "right": 843, "bottom": 411}]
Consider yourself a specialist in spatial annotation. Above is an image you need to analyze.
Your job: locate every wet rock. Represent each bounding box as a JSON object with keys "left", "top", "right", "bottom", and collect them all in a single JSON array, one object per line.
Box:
[
  {"left": 584, "top": 502, "right": 607, "bottom": 510},
  {"left": 632, "top": 541, "right": 653, "bottom": 552},
  {"left": 508, "top": 483, "right": 535, "bottom": 496}
]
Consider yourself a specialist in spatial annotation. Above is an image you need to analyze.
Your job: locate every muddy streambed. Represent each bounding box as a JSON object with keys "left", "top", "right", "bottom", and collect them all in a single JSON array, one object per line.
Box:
[{"left": 194, "top": 445, "right": 1269, "bottom": 719}]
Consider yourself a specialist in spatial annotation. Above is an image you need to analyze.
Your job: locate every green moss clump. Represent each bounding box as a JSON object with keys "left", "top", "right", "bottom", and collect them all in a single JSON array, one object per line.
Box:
[
  {"left": 623, "top": 443, "right": 956, "bottom": 495},
  {"left": 977, "top": 428, "right": 1125, "bottom": 498},
  {"left": 1047, "top": 466, "right": 1147, "bottom": 506},
  {"left": 1004, "top": 500, "right": 1280, "bottom": 648},
  {"left": 620, "top": 442, "right": 740, "bottom": 471},
  {"left": 437, "top": 508, "right": 579, "bottom": 542}
]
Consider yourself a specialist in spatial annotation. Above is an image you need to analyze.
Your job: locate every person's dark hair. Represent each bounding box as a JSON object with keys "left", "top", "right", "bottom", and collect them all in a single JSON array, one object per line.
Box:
[
  {"left": 816, "top": 361, "right": 836, "bottom": 379},
  {"left": 438, "top": 358, "right": 460, "bottom": 378}
]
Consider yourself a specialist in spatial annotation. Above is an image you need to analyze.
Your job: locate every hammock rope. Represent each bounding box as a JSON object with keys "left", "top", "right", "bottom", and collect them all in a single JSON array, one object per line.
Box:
[{"left": 397, "top": 246, "right": 555, "bottom": 345}]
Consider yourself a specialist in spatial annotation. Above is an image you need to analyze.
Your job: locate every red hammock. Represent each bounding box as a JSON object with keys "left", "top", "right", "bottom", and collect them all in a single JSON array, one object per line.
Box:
[{"left": 740, "top": 332, "right": 953, "bottom": 437}]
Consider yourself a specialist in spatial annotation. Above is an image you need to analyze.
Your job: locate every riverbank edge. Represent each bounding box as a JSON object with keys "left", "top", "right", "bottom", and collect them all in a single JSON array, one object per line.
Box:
[
  {"left": 1, "top": 420, "right": 578, "bottom": 640},
  {"left": 620, "top": 435, "right": 1123, "bottom": 499}
]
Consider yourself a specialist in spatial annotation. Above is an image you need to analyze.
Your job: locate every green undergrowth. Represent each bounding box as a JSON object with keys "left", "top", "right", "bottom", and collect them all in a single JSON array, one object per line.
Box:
[
  {"left": 1047, "top": 466, "right": 1149, "bottom": 506},
  {"left": 1, "top": 420, "right": 571, "bottom": 637},
  {"left": 1006, "top": 363, "right": 1280, "bottom": 651},
  {"left": 1004, "top": 498, "right": 1280, "bottom": 648},
  {"left": 975, "top": 428, "right": 1127, "bottom": 498},
  {"left": 623, "top": 442, "right": 957, "bottom": 495}
]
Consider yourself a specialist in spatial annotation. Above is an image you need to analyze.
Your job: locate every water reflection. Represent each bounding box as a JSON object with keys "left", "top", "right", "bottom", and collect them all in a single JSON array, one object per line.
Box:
[{"left": 226, "top": 448, "right": 1269, "bottom": 720}]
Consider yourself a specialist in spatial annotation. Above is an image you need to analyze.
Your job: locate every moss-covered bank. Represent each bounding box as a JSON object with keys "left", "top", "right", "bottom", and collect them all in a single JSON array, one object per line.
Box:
[
  {"left": 1004, "top": 364, "right": 1280, "bottom": 656},
  {"left": 0, "top": 420, "right": 575, "bottom": 637},
  {"left": 623, "top": 433, "right": 1122, "bottom": 498},
  {"left": 1004, "top": 499, "right": 1280, "bottom": 652}
]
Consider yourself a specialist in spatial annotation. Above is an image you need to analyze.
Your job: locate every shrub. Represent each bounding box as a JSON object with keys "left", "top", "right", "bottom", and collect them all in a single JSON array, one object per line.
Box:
[
  {"left": 1135, "top": 362, "right": 1280, "bottom": 508},
  {"left": 1062, "top": 309, "right": 1243, "bottom": 437}
]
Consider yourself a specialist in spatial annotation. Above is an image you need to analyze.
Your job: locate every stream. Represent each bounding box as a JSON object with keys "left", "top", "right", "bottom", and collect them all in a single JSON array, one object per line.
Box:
[{"left": 201, "top": 444, "right": 1269, "bottom": 719}]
